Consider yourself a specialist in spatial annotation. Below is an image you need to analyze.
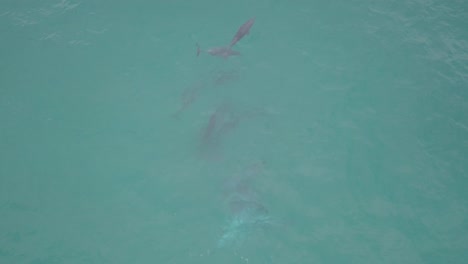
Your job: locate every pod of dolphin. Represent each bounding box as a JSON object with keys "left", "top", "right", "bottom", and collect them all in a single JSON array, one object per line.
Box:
[{"left": 176, "top": 18, "right": 278, "bottom": 250}]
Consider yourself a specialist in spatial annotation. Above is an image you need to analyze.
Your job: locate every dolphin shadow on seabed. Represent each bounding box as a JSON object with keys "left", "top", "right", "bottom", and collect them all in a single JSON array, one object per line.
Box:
[{"left": 216, "top": 163, "right": 279, "bottom": 249}]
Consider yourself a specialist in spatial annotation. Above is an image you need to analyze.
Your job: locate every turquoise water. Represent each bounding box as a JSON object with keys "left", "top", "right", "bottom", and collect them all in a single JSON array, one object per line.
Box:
[{"left": 1, "top": 0, "right": 467, "bottom": 263}]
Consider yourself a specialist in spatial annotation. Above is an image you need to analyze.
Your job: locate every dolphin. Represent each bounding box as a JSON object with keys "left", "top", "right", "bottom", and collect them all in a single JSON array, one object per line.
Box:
[
  {"left": 217, "top": 163, "right": 275, "bottom": 248},
  {"left": 229, "top": 17, "right": 255, "bottom": 47},
  {"left": 196, "top": 17, "right": 254, "bottom": 58},
  {"left": 196, "top": 43, "right": 240, "bottom": 58}
]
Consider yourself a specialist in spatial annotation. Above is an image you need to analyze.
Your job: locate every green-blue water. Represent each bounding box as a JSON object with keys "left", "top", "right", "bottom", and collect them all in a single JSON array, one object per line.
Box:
[{"left": 1, "top": 0, "right": 467, "bottom": 263}]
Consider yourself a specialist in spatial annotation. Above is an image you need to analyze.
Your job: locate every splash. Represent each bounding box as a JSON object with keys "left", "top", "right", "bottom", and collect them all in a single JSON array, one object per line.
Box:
[{"left": 217, "top": 201, "right": 273, "bottom": 248}]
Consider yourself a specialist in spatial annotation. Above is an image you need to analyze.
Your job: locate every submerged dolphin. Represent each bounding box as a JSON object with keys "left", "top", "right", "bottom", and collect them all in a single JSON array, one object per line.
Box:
[
  {"left": 229, "top": 17, "right": 255, "bottom": 47},
  {"left": 217, "top": 163, "right": 275, "bottom": 248}
]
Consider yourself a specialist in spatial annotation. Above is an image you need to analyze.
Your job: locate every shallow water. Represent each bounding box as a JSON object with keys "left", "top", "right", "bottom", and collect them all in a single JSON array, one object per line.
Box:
[{"left": 1, "top": 0, "right": 467, "bottom": 263}]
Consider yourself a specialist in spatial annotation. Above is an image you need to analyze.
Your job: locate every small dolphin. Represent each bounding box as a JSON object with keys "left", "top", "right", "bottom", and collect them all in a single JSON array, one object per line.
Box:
[
  {"left": 229, "top": 17, "right": 255, "bottom": 47},
  {"left": 197, "top": 43, "right": 240, "bottom": 58}
]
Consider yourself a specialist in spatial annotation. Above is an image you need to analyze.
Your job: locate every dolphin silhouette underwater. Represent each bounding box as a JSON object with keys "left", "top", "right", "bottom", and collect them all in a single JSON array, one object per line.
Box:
[{"left": 217, "top": 163, "right": 276, "bottom": 248}]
